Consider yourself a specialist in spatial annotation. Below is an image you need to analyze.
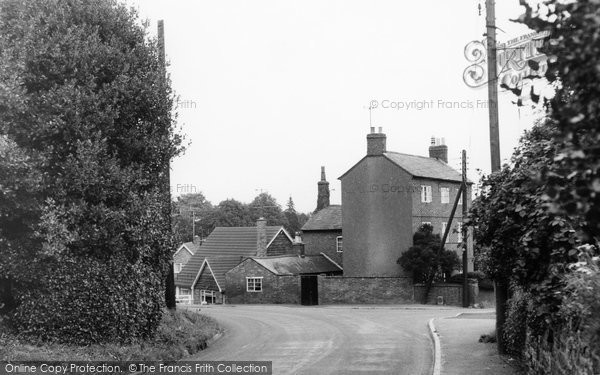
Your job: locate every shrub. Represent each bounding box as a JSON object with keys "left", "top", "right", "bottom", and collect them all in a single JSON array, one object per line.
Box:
[
  {"left": 503, "top": 286, "right": 530, "bottom": 356},
  {"left": 397, "top": 224, "right": 460, "bottom": 283}
]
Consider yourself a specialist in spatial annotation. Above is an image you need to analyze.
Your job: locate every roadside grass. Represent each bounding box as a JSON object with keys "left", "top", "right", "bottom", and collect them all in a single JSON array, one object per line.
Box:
[{"left": 0, "top": 308, "right": 220, "bottom": 361}]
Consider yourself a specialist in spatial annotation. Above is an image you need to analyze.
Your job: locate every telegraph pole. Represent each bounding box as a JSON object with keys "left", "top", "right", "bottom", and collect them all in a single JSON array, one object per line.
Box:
[
  {"left": 486, "top": 0, "right": 501, "bottom": 172},
  {"left": 486, "top": 0, "right": 508, "bottom": 354},
  {"left": 462, "top": 150, "right": 469, "bottom": 308}
]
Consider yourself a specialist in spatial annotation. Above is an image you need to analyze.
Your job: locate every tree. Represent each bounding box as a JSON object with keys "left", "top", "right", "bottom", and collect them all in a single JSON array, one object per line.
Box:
[
  {"left": 249, "top": 192, "right": 287, "bottom": 227},
  {"left": 172, "top": 192, "right": 214, "bottom": 243},
  {"left": 397, "top": 224, "right": 460, "bottom": 283},
  {"left": 211, "top": 199, "right": 254, "bottom": 228},
  {"left": 518, "top": 1, "right": 600, "bottom": 241},
  {"left": 284, "top": 196, "right": 308, "bottom": 236},
  {"left": 0, "top": 0, "right": 182, "bottom": 343}
]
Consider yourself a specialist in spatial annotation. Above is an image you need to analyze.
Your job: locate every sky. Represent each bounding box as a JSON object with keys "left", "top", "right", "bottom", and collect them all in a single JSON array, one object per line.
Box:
[{"left": 127, "top": 0, "right": 544, "bottom": 213}]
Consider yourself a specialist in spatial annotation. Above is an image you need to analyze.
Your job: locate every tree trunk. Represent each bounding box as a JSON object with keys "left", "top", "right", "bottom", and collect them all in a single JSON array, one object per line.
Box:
[
  {"left": 495, "top": 278, "right": 509, "bottom": 354},
  {"left": 165, "top": 262, "right": 176, "bottom": 310}
]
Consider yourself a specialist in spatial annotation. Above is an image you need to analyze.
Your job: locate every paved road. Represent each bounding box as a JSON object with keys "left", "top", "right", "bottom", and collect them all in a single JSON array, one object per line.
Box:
[{"left": 189, "top": 305, "right": 462, "bottom": 375}]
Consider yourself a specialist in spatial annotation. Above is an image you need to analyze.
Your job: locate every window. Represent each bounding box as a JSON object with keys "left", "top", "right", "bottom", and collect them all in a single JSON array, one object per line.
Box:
[
  {"left": 441, "top": 187, "right": 450, "bottom": 204},
  {"left": 441, "top": 222, "right": 448, "bottom": 243},
  {"left": 246, "top": 277, "right": 263, "bottom": 292},
  {"left": 457, "top": 222, "right": 463, "bottom": 243},
  {"left": 174, "top": 263, "right": 182, "bottom": 273},
  {"left": 336, "top": 236, "right": 343, "bottom": 253},
  {"left": 178, "top": 288, "right": 191, "bottom": 295},
  {"left": 421, "top": 185, "right": 432, "bottom": 203}
]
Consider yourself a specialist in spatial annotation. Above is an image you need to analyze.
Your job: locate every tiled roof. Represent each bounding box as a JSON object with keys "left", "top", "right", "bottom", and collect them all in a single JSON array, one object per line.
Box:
[
  {"left": 383, "top": 152, "right": 470, "bottom": 183},
  {"left": 247, "top": 254, "right": 343, "bottom": 275},
  {"left": 175, "top": 226, "right": 287, "bottom": 288},
  {"left": 178, "top": 242, "right": 199, "bottom": 255},
  {"left": 301, "top": 205, "right": 342, "bottom": 231},
  {"left": 204, "top": 256, "right": 248, "bottom": 291}
]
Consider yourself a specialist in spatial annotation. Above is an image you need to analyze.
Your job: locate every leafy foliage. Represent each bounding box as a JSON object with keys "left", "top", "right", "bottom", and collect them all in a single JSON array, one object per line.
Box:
[
  {"left": 171, "top": 193, "right": 309, "bottom": 243},
  {"left": 518, "top": 0, "right": 600, "bottom": 242},
  {"left": 0, "top": 0, "right": 182, "bottom": 343},
  {"left": 397, "top": 224, "right": 460, "bottom": 283}
]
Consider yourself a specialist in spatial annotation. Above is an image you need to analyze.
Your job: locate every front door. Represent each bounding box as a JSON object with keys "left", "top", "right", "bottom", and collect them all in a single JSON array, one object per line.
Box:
[{"left": 300, "top": 275, "right": 318, "bottom": 305}]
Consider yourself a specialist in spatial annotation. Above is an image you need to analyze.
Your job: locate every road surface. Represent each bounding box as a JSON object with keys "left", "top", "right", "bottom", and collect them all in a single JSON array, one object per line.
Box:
[{"left": 189, "top": 305, "right": 461, "bottom": 375}]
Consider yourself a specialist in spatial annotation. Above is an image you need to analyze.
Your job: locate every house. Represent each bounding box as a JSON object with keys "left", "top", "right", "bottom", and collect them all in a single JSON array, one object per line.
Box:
[
  {"left": 225, "top": 252, "right": 343, "bottom": 304},
  {"left": 173, "top": 238, "right": 200, "bottom": 275},
  {"left": 301, "top": 167, "right": 343, "bottom": 265},
  {"left": 339, "top": 128, "right": 473, "bottom": 277},
  {"left": 175, "top": 218, "right": 293, "bottom": 304}
]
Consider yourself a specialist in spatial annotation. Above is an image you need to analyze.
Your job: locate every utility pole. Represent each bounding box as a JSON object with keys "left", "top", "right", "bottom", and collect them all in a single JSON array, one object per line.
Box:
[
  {"left": 462, "top": 150, "right": 469, "bottom": 308},
  {"left": 159, "top": 20, "right": 176, "bottom": 311},
  {"left": 486, "top": 0, "right": 508, "bottom": 354},
  {"left": 486, "top": 0, "right": 501, "bottom": 172}
]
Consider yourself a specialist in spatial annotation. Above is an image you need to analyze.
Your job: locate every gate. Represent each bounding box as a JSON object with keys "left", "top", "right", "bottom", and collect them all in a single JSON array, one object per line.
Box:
[{"left": 300, "top": 275, "right": 318, "bottom": 305}]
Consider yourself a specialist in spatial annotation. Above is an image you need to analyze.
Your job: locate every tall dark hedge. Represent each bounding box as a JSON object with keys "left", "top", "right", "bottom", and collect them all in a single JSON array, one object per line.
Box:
[{"left": 0, "top": 0, "right": 182, "bottom": 343}]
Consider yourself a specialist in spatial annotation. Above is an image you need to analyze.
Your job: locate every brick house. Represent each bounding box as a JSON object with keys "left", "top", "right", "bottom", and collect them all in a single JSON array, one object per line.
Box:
[
  {"left": 225, "top": 253, "right": 342, "bottom": 304},
  {"left": 339, "top": 129, "right": 473, "bottom": 277},
  {"left": 175, "top": 218, "right": 293, "bottom": 304},
  {"left": 301, "top": 167, "right": 343, "bottom": 266},
  {"left": 173, "top": 240, "right": 200, "bottom": 275}
]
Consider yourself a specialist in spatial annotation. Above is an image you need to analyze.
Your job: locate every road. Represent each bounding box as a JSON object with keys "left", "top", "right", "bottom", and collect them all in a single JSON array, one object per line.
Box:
[{"left": 188, "top": 305, "right": 462, "bottom": 375}]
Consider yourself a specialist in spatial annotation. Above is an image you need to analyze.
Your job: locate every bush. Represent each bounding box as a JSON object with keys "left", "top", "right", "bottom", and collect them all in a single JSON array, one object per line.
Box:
[
  {"left": 503, "top": 286, "right": 530, "bottom": 356},
  {"left": 398, "top": 224, "right": 461, "bottom": 283},
  {"left": 1, "top": 309, "right": 220, "bottom": 362},
  {"left": 10, "top": 256, "right": 164, "bottom": 345}
]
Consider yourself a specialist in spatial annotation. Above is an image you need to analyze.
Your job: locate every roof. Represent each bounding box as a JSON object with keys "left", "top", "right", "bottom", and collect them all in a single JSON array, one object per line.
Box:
[
  {"left": 384, "top": 152, "right": 471, "bottom": 183},
  {"left": 175, "top": 242, "right": 199, "bottom": 256},
  {"left": 339, "top": 152, "right": 471, "bottom": 184},
  {"left": 201, "top": 256, "right": 248, "bottom": 292},
  {"left": 301, "top": 205, "right": 342, "bottom": 231},
  {"left": 175, "top": 225, "right": 290, "bottom": 287},
  {"left": 243, "top": 254, "right": 343, "bottom": 276}
]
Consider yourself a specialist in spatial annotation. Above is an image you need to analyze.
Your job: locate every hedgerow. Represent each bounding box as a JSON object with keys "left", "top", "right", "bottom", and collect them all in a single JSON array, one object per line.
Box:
[{"left": 0, "top": 0, "right": 182, "bottom": 343}]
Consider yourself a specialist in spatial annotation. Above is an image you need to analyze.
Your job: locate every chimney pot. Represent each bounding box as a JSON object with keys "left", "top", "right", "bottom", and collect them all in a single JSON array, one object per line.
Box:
[
  {"left": 370, "top": 126, "right": 375, "bottom": 133},
  {"left": 378, "top": 126, "right": 382, "bottom": 133}
]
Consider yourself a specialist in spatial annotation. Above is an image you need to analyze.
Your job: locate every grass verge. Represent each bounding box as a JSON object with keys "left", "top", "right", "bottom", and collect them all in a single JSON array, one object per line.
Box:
[{"left": 0, "top": 308, "right": 221, "bottom": 361}]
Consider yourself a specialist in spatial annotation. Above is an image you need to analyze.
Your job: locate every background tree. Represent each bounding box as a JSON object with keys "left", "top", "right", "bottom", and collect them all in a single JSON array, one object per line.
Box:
[
  {"left": 171, "top": 192, "right": 214, "bottom": 243},
  {"left": 249, "top": 192, "right": 287, "bottom": 226},
  {"left": 283, "top": 196, "right": 308, "bottom": 236},
  {"left": 0, "top": 0, "right": 182, "bottom": 343}
]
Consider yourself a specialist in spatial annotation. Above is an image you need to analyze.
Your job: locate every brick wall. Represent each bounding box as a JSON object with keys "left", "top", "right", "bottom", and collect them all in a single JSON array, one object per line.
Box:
[
  {"left": 225, "top": 260, "right": 299, "bottom": 304},
  {"left": 266, "top": 231, "right": 293, "bottom": 257},
  {"left": 318, "top": 276, "right": 414, "bottom": 304},
  {"left": 301, "top": 231, "right": 343, "bottom": 265},
  {"left": 413, "top": 281, "right": 478, "bottom": 306}
]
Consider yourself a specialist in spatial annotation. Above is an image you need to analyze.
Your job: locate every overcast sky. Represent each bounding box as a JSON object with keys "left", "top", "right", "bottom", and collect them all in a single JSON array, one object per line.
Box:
[{"left": 128, "top": 0, "right": 544, "bottom": 213}]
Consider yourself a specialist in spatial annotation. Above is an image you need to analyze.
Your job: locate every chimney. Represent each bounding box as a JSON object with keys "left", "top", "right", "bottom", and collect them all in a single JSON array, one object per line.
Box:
[
  {"left": 428, "top": 136, "right": 448, "bottom": 163},
  {"left": 367, "top": 127, "right": 386, "bottom": 156},
  {"left": 292, "top": 232, "right": 305, "bottom": 257},
  {"left": 193, "top": 235, "right": 201, "bottom": 245},
  {"left": 316, "top": 166, "right": 330, "bottom": 212},
  {"left": 256, "top": 217, "right": 267, "bottom": 257}
]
